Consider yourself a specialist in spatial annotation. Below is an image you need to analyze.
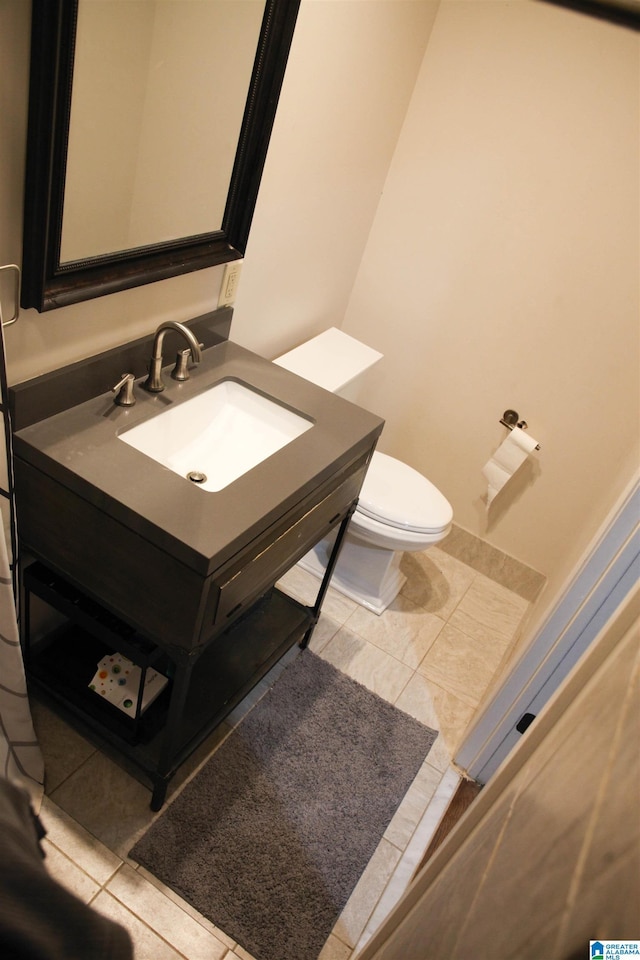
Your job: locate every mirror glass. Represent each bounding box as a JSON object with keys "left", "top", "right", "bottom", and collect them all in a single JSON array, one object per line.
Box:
[
  {"left": 61, "top": 0, "right": 265, "bottom": 263},
  {"left": 21, "top": 0, "right": 300, "bottom": 312}
]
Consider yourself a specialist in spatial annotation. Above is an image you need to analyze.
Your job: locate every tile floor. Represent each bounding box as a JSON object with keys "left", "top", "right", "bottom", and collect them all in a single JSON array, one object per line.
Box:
[{"left": 30, "top": 545, "right": 531, "bottom": 960}]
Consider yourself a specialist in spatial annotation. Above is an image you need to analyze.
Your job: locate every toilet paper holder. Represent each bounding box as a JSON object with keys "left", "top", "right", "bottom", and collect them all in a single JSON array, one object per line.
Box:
[{"left": 499, "top": 410, "right": 541, "bottom": 450}]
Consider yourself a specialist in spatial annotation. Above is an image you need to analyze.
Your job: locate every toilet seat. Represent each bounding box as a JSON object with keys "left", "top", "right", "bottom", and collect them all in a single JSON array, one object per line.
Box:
[
  {"left": 357, "top": 452, "right": 453, "bottom": 534},
  {"left": 349, "top": 509, "right": 450, "bottom": 551}
]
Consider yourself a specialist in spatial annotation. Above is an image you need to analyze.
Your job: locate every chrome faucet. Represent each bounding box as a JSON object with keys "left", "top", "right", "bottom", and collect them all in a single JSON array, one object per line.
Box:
[{"left": 144, "top": 321, "right": 202, "bottom": 393}]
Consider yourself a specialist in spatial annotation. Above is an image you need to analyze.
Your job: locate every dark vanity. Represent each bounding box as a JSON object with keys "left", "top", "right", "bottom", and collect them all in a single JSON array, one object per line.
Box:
[
  {"left": 12, "top": 314, "right": 383, "bottom": 808},
  {"left": 13, "top": 0, "right": 384, "bottom": 810}
]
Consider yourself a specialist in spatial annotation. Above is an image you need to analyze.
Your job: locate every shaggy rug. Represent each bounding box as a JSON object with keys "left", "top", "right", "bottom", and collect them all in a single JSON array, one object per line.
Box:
[{"left": 130, "top": 650, "right": 437, "bottom": 960}]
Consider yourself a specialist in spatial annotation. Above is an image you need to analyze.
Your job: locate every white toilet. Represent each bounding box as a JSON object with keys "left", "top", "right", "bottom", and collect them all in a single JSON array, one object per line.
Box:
[{"left": 275, "top": 328, "right": 453, "bottom": 615}]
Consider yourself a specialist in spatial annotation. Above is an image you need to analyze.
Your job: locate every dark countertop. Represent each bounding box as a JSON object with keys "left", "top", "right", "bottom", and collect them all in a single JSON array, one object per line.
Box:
[{"left": 14, "top": 340, "right": 384, "bottom": 576}]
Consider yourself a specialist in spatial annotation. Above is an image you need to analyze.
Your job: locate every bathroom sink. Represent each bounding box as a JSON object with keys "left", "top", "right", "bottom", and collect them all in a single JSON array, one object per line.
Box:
[{"left": 119, "top": 379, "right": 313, "bottom": 492}]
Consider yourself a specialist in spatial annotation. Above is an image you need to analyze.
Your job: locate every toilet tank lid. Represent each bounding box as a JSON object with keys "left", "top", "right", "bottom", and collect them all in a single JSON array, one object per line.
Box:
[
  {"left": 358, "top": 452, "right": 453, "bottom": 533},
  {"left": 274, "top": 327, "right": 383, "bottom": 393}
]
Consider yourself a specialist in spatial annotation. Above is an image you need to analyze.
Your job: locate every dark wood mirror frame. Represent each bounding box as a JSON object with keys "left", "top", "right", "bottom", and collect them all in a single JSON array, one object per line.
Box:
[
  {"left": 21, "top": 0, "right": 300, "bottom": 312},
  {"left": 539, "top": 0, "right": 640, "bottom": 28}
]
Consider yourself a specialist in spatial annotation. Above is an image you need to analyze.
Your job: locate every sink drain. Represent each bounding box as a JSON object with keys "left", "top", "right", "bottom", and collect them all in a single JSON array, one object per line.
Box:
[{"left": 187, "top": 471, "right": 207, "bottom": 484}]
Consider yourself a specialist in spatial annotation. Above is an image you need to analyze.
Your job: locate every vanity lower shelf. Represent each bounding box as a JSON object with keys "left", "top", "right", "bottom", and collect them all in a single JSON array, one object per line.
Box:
[
  {"left": 23, "top": 561, "right": 319, "bottom": 808},
  {"left": 27, "top": 624, "right": 172, "bottom": 747}
]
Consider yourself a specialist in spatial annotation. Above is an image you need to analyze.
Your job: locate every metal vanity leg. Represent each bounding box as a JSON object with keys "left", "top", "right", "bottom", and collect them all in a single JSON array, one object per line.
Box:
[
  {"left": 20, "top": 568, "right": 32, "bottom": 668},
  {"left": 300, "top": 501, "right": 357, "bottom": 648},
  {"left": 150, "top": 779, "right": 168, "bottom": 812}
]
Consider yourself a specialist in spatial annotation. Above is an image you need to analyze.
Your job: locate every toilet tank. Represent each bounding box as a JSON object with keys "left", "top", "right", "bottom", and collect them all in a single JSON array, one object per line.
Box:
[{"left": 274, "top": 328, "right": 383, "bottom": 403}]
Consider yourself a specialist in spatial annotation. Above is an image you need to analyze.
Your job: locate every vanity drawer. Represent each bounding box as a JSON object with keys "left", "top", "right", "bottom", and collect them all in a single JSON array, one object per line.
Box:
[{"left": 205, "top": 460, "right": 367, "bottom": 637}]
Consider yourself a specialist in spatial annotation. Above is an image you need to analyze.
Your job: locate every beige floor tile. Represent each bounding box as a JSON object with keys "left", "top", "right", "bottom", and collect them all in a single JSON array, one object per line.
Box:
[
  {"left": 320, "top": 585, "right": 360, "bottom": 623},
  {"left": 428, "top": 682, "right": 477, "bottom": 755},
  {"left": 317, "top": 933, "right": 353, "bottom": 960},
  {"left": 31, "top": 698, "right": 96, "bottom": 793},
  {"left": 392, "top": 670, "right": 440, "bottom": 728},
  {"left": 277, "top": 565, "right": 358, "bottom": 623},
  {"left": 345, "top": 594, "right": 444, "bottom": 669},
  {"left": 332, "top": 838, "right": 402, "bottom": 948},
  {"left": 276, "top": 563, "right": 315, "bottom": 602},
  {"left": 381, "top": 671, "right": 451, "bottom": 774},
  {"left": 446, "top": 606, "right": 513, "bottom": 650},
  {"left": 400, "top": 547, "right": 476, "bottom": 618},
  {"left": 307, "top": 612, "right": 343, "bottom": 653},
  {"left": 107, "top": 864, "right": 229, "bottom": 960},
  {"left": 39, "top": 796, "right": 122, "bottom": 884},
  {"left": 450, "top": 574, "right": 529, "bottom": 642},
  {"left": 420, "top": 734, "right": 451, "bottom": 773},
  {"left": 41, "top": 838, "right": 101, "bottom": 903},
  {"left": 418, "top": 621, "right": 509, "bottom": 707},
  {"left": 383, "top": 759, "right": 443, "bottom": 849},
  {"left": 232, "top": 946, "right": 258, "bottom": 960},
  {"left": 396, "top": 673, "right": 475, "bottom": 756},
  {"left": 395, "top": 765, "right": 460, "bottom": 878},
  {"left": 92, "top": 889, "right": 184, "bottom": 959},
  {"left": 137, "top": 866, "right": 235, "bottom": 949},
  {"left": 319, "top": 627, "right": 413, "bottom": 703},
  {"left": 49, "top": 750, "right": 160, "bottom": 858}
]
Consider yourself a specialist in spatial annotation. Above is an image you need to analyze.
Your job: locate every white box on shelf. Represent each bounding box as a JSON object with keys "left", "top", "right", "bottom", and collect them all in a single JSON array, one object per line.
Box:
[{"left": 88, "top": 652, "right": 168, "bottom": 716}]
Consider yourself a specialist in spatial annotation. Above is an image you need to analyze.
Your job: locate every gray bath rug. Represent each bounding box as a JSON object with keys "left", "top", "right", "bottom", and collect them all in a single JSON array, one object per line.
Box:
[{"left": 130, "top": 650, "right": 438, "bottom": 960}]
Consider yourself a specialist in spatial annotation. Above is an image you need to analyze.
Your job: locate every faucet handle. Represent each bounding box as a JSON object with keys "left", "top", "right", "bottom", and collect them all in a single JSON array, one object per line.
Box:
[
  {"left": 171, "top": 342, "right": 205, "bottom": 381},
  {"left": 112, "top": 373, "right": 136, "bottom": 406},
  {"left": 171, "top": 348, "right": 192, "bottom": 382}
]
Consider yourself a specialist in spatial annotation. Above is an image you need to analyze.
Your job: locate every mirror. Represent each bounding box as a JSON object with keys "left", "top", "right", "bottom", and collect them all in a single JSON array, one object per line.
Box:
[
  {"left": 21, "top": 0, "right": 300, "bottom": 312},
  {"left": 61, "top": 1, "right": 267, "bottom": 263}
]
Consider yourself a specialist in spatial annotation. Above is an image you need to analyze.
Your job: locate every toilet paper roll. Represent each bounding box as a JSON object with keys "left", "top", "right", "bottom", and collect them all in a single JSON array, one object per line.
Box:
[{"left": 482, "top": 428, "right": 539, "bottom": 506}]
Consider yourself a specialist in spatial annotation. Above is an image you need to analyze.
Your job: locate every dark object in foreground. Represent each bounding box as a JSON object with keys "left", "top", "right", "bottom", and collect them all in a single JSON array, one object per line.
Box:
[{"left": 0, "top": 776, "right": 133, "bottom": 960}]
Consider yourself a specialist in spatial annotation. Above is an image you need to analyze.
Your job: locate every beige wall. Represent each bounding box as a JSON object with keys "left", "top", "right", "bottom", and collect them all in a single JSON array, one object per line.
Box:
[
  {"left": 340, "top": 0, "right": 639, "bottom": 599},
  {"left": 65, "top": 0, "right": 263, "bottom": 258},
  {"left": 1, "top": 0, "right": 432, "bottom": 382},
  {"left": 0, "top": 1, "right": 229, "bottom": 385},
  {"left": 355, "top": 585, "right": 640, "bottom": 959},
  {"left": 2, "top": 0, "right": 638, "bottom": 607},
  {"left": 230, "top": 0, "right": 438, "bottom": 357},
  {"left": 129, "top": 0, "right": 264, "bottom": 247},
  {"left": 63, "top": 1, "right": 154, "bottom": 260}
]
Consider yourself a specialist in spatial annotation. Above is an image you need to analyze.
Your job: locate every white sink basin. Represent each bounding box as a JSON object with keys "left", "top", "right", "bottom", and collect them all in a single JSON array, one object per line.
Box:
[{"left": 119, "top": 380, "right": 313, "bottom": 491}]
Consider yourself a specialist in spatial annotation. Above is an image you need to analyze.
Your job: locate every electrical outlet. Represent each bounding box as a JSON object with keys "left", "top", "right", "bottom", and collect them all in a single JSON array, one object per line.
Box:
[{"left": 218, "top": 260, "right": 243, "bottom": 307}]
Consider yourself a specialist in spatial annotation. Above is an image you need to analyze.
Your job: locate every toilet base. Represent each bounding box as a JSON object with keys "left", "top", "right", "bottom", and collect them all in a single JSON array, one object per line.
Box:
[{"left": 299, "top": 532, "right": 407, "bottom": 616}]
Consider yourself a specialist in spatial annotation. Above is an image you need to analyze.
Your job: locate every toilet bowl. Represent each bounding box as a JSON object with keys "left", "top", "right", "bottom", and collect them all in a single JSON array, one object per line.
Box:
[{"left": 275, "top": 328, "right": 453, "bottom": 614}]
